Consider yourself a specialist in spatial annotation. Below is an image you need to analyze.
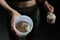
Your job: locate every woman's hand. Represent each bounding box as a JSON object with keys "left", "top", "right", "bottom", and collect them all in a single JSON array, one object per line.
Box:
[
  {"left": 10, "top": 10, "right": 21, "bottom": 37},
  {"left": 43, "top": 1, "right": 56, "bottom": 24},
  {"left": 44, "top": 1, "right": 54, "bottom": 14}
]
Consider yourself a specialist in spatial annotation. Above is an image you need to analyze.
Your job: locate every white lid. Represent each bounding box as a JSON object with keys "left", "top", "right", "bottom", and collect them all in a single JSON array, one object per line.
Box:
[{"left": 47, "top": 13, "right": 56, "bottom": 19}]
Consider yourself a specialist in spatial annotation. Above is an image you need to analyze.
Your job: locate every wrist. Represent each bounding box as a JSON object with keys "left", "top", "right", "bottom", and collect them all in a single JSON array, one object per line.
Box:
[{"left": 9, "top": 9, "right": 16, "bottom": 15}]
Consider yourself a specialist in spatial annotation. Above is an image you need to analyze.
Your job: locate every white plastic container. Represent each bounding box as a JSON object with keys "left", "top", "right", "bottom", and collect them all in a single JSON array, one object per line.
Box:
[
  {"left": 47, "top": 13, "right": 56, "bottom": 24},
  {"left": 13, "top": 15, "right": 33, "bottom": 37}
]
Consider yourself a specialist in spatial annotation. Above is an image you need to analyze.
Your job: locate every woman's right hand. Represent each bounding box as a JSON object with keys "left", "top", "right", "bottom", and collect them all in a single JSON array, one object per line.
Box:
[{"left": 10, "top": 10, "right": 21, "bottom": 37}]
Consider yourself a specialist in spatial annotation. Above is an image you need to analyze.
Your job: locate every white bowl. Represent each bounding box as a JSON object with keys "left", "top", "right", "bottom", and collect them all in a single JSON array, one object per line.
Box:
[{"left": 13, "top": 15, "right": 33, "bottom": 37}]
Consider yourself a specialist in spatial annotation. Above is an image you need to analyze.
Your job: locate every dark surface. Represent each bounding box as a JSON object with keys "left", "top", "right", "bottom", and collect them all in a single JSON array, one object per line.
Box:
[{"left": 0, "top": 0, "right": 60, "bottom": 40}]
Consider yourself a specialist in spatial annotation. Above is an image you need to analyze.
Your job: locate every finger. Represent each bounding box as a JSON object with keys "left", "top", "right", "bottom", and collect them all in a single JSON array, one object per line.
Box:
[
  {"left": 11, "top": 24, "right": 21, "bottom": 37},
  {"left": 11, "top": 18, "right": 21, "bottom": 37},
  {"left": 45, "top": 1, "right": 49, "bottom": 7},
  {"left": 10, "top": 15, "right": 15, "bottom": 30},
  {"left": 45, "top": 3, "right": 54, "bottom": 13},
  {"left": 48, "top": 5, "right": 54, "bottom": 13},
  {"left": 11, "top": 21, "right": 20, "bottom": 37},
  {"left": 44, "top": 1, "right": 51, "bottom": 11},
  {"left": 45, "top": 1, "right": 53, "bottom": 11},
  {"left": 10, "top": 20, "right": 14, "bottom": 27}
]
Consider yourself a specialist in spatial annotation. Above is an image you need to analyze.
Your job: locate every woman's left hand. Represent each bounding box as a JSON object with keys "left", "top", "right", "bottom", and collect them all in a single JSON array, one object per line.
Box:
[{"left": 44, "top": 1, "right": 54, "bottom": 14}]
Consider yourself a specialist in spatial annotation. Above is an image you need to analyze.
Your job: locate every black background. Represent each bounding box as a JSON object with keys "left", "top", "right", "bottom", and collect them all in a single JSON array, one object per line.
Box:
[{"left": 0, "top": 0, "right": 60, "bottom": 40}]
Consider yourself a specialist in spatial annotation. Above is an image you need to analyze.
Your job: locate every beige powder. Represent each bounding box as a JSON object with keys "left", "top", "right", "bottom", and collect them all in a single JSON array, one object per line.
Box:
[{"left": 16, "top": 22, "right": 31, "bottom": 32}]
